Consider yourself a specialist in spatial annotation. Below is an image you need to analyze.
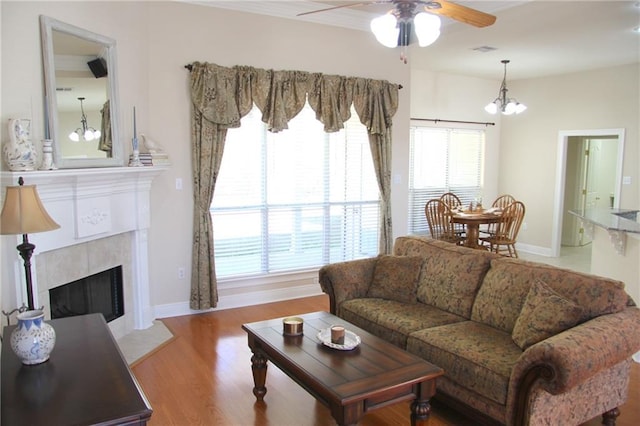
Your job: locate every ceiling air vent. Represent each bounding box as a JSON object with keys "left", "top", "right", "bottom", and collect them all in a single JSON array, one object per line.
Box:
[{"left": 472, "top": 46, "right": 497, "bottom": 53}]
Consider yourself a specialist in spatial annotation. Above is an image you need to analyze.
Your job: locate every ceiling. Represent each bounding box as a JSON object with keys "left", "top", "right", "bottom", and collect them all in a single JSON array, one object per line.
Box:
[{"left": 188, "top": 1, "right": 640, "bottom": 80}]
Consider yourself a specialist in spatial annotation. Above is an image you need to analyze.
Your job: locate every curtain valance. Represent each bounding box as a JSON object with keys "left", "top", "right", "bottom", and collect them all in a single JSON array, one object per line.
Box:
[{"left": 189, "top": 61, "right": 399, "bottom": 134}]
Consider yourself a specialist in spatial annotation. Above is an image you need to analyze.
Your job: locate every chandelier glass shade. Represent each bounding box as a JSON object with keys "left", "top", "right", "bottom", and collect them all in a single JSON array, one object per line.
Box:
[
  {"left": 485, "top": 60, "right": 527, "bottom": 115},
  {"left": 69, "top": 97, "right": 101, "bottom": 142},
  {"left": 371, "top": 12, "right": 441, "bottom": 48}
]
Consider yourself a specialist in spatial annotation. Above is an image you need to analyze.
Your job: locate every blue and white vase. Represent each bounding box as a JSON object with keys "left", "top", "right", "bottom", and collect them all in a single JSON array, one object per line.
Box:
[
  {"left": 10, "top": 310, "right": 56, "bottom": 365},
  {"left": 3, "top": 118, "right": 37, "bottom": 171}
]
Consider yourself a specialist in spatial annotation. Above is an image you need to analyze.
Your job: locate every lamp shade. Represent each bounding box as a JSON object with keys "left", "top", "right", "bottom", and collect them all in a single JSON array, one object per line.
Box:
[{"left": 0, "top": 184, "right": 60, "bottom": 235}]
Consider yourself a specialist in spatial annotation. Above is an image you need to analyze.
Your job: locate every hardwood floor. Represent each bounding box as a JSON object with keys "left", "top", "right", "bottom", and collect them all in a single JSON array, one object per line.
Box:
[{"left": 132, "top": 295, "right": 639, "bottom": 425}]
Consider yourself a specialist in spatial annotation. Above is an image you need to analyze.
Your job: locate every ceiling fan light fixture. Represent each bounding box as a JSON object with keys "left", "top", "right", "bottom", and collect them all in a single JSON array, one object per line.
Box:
[
  {"left": 414, "top": 13, "right": 441, "bottom": 47},
  {"left": 371, "top": 14, "right": 399, "bottom": 48}
]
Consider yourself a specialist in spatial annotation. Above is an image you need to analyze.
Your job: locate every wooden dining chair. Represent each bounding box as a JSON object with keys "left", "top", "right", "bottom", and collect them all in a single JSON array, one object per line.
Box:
[
  {"left": 480, "top": 194, "right": 517, "bottom": 237},
  {"left": 480, "top": 201, "right": 525, "bottom": 257},
  {"left": 492, "top": 194, "right": 516, "bottom": 209},
  {"left": 425, "top": 199, "right": 463, "bottom": 245},
  {"left": 439, "top": 192, "right": 465, "bottom": 237}
]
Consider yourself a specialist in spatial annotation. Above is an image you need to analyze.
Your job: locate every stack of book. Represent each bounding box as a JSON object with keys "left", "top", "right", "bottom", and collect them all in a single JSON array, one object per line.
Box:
[
  {"left": 150, "top": 152, "right": 170, "bottom": 165},
  {"left": 129, "top": 153, "right": 153, "bottom": 166}
]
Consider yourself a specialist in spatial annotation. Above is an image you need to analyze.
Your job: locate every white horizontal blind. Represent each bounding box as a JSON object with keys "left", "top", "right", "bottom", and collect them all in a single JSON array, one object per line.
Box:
[
  {"left": 408, "top": 126, "right": 485, "bottom": 235},
  {"left": 211, "top": 103, "right": 379, "bottom": 279}
]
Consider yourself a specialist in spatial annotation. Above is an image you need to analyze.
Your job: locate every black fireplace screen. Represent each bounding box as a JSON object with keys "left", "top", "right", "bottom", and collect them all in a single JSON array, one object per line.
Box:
[{"left": 49, "top": 266, "right": 124, "bottom": 322}]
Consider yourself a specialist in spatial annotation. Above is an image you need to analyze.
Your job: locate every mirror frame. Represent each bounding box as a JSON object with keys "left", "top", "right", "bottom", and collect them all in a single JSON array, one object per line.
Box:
[{"left": 40, "top": 15, "right": 123, "bottom": 168}]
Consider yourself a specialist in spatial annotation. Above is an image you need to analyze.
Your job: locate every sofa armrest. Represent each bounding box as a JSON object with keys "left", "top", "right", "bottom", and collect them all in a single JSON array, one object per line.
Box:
[
  {"left": 318, "top": 257, "right": 377, "bottom": 314},
  {"left": 507, "top": 306, "right": 640, "bottom": 425}
]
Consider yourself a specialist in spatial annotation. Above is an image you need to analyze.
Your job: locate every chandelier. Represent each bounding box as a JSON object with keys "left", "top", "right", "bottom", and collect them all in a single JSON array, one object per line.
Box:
[
  {"left": 484, "top": 60, "right": 527, "bottom": 115},
  {"left": 69, "top": 97, "right": 101, "bottom": 142},
  {"left": 370, "top": 2, "right": 441, "bottom": 63}
]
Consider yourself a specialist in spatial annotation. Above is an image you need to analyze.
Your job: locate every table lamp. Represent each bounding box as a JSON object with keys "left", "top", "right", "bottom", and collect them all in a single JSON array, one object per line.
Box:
[{"left": 1, "top": 176, "right": 60, "bottom": 310}]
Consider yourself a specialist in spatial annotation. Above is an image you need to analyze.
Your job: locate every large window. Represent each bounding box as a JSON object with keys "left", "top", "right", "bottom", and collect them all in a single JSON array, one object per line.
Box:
[
  {"left": 408, "top": 126, "right": 485, "bottom": 235},
  {"left": 211, "top": 104, "right": 380, "bottom": 279}
]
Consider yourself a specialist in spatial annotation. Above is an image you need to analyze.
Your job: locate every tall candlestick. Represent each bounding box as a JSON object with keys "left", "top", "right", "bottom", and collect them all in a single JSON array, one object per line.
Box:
[
  {"left": 44, "top": 97, "right": 50, "bottom": 140},
  {"left": 129, "top": 105, "right": 143, "bottom": 167}
]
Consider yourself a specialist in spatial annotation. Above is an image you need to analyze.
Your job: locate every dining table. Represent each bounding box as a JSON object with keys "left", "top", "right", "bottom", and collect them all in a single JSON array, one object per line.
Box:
[{"left": 451, "top": 208, "right": 504, "bottom": 249}]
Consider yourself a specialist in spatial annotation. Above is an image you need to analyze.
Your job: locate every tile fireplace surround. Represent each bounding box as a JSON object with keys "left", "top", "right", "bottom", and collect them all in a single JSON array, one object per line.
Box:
[{"left": 1, "top": 166, "right": 167, "bottom": 340}]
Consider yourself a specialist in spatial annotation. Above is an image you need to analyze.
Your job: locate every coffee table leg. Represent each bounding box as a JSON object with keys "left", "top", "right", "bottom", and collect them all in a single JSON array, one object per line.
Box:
[
  {"left": 410, "top": 380, "right": 436, "bottom": 426},
  {"left": 250, "top": 350, "right": 268, "bottom": 401}
]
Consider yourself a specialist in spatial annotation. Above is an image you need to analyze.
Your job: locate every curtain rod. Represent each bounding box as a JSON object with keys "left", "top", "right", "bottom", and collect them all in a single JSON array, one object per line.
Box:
[
  {"left": 412, "top": 118, "right": 495, "bottom": 126},
  {"left": 183, "top": 64, "right": 403, "bottom": 89}
]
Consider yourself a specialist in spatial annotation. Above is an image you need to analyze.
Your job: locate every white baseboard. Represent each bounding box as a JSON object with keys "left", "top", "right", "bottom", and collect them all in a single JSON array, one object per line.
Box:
[
  {"left": 516, "top": 242, "right": 554, "bottom": 257},
  {"left": 153, "top": 283, "right": 324, "bottom": 320}
]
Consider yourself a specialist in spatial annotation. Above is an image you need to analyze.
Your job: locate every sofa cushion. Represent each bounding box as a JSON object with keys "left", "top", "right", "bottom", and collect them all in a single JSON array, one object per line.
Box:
[
  {"left": 367, "top": 255, "right": 424, "bottom": 303},
  {"left": 393, "top": 236, "right": 496, "bottom": 318},
  {"left": 340, "top": 298, "right": 467, "bottom": 348},
  {"left": 407, "top": 321, "right": 522, "bottom": 405},
  {"left": 471, "top": 258, "right": 628, "bottom": 333},
  {"left": 512, "top": 279, "right": 584, "bottom": 350}
]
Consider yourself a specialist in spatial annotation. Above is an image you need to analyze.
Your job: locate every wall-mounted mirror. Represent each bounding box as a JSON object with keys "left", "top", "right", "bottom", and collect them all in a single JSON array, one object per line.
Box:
[{"left": 40, "top": 15, "right": 122, "bottom": 168}]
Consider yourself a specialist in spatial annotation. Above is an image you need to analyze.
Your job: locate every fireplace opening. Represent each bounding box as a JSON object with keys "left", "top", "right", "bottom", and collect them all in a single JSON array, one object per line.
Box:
[{"left": 49, "top": 266, "right": 124, "bottom": 322}]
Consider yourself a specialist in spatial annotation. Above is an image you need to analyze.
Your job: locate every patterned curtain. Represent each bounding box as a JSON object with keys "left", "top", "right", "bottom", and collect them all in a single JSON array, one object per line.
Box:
[{"left": 188, "top": 62, "right": 399, "bottom": 309}]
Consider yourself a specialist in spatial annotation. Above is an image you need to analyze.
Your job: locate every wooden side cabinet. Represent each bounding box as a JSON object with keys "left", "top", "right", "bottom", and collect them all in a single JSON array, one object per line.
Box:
[{"left": 2, "top": 313, "right": 152, "bottom": 425}]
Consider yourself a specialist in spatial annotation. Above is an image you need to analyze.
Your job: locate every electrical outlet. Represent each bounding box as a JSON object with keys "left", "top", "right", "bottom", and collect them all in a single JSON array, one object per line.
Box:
[
  {"left": 522, "top": 222, "right": 528, "bottom": 231},
  {"left": 176, "top": 178, "right": 183, "bottom": 190},
  {"left": 178, "top": 267, "right": 185, "bottom": 279}
]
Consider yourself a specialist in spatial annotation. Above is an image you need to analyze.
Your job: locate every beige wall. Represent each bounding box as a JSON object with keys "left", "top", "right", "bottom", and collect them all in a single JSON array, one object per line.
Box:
[
  {"left": 499, "top": 64, "right": 639, "bottom": 249},
  {"left": 2, "top": 1, "right": 638, "bottom": 318},
  {"left": 411, "top": 64, "right": 639, "bottom": 253},
  {"left": 409, "top": 69, "right": 503, "bottom": 206}
]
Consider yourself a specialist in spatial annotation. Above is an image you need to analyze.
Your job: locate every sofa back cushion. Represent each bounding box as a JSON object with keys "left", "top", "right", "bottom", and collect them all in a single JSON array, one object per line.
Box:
[
  {"left": 471, "top": 257, "right": 629, "bottom": 333},
  {"left": 393, "top": 236, "right": 497, "bottom": 318},
  {"left": 367, "top": 255, "right": 424, "bottom": 303}
]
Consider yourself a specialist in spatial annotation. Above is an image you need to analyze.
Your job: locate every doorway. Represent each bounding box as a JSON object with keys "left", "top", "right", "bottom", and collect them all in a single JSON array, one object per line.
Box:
[{"left": 551, "top": 128, "right": 625, "bottom": 257}]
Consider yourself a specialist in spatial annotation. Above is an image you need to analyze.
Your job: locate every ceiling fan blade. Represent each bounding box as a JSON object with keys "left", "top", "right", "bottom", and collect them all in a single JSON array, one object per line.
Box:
[
  {"left": 297, "top": 2, "right": 384, "bottom": 17},
  {"left": 425, "top": 0, "right": 496, "bottom": 28}
]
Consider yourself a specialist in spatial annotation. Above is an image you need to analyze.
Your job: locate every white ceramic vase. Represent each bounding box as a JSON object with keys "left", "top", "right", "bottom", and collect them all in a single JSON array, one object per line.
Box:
[
  {"left": 3, "top": 118, "right": 38, "bottom": 171},
  {"left": 10, "top": 310, "right": 56, "bottom": 365}
]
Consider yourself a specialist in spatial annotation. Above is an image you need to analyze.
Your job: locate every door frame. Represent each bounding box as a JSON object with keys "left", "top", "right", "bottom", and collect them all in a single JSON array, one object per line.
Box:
[{"left": 551, "top": 128, "right": 625, "bottom": 257}]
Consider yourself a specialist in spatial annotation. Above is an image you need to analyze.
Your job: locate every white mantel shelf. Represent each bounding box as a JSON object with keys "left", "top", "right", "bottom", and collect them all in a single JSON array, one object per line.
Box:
[
  {"left": 1, "top": 165, "right": 169, "bottom": 189},
  {"left": 2, "top": 166, "right": 168, "bottom": 247},
  {"left": 1, "top": 165, "right": 169, "bottom": 333}
]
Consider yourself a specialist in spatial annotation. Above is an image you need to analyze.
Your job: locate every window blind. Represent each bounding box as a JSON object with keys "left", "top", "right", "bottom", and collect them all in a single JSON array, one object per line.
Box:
[
  {"left": 211, "top": 103, "right": 380, "bottom": 279},
  {"left": 408, "top": 126, "right": 485, "bottom": 235}
]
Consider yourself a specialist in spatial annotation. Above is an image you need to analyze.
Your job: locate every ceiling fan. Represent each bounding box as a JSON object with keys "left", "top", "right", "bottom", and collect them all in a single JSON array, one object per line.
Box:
[{"left": 298, "top": 1, "right": 496, "bottom": 62}]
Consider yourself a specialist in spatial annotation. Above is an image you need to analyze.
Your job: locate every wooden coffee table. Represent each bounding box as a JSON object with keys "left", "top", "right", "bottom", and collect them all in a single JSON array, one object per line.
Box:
[{"left": 242, "top": 311, "right": 444, "bottom": 426}]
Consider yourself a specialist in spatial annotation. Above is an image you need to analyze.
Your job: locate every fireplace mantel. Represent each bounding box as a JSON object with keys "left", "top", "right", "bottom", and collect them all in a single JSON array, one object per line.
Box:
[{"left": 1, "top": 166, "right": 168, "bottom": 336}]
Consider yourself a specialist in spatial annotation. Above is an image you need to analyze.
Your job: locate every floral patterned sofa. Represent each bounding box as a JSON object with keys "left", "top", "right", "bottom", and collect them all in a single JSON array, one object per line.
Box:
[{"left": 318, "top": 236, "right": 640, "bottom": 426}]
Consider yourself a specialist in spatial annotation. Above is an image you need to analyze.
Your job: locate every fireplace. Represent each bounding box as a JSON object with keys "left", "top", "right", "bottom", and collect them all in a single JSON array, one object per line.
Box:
[
  {"left": 50, "top": 266, "right": 124, "bottom": 322},
  {"left": 1, "top": 166, "right": 167, "bottom": 340}
]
